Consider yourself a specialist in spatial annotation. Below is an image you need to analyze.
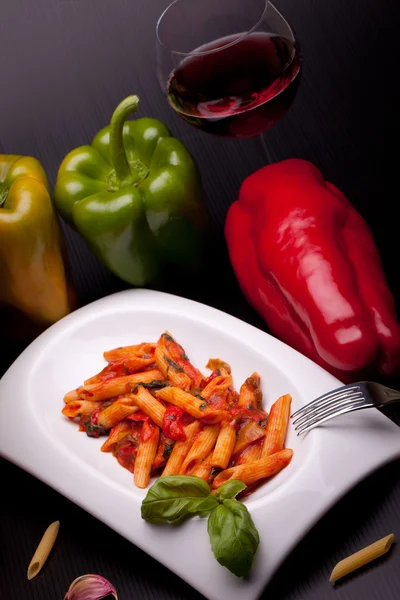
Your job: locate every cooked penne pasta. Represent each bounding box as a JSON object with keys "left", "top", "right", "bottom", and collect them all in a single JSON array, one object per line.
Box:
[
  {"left": 160, "top": 332, "right": 204, "bottom": 388},
  {"left": 134, "top": 423, "right": 160, "bottom": 488},
  {"left": 63, "top": 388, "right": 81, "bottom": 404},
  {"left": 103, "top": 342, "right": 156, "bottom": 362},
  {"left": 212, "top": 448, "right": 293, "bottom": 488},
  {"left": 155, "top": 344, "right": 192, "bottom": 390},
  {"left": 201, "top": 374, "right": 232, "bottom": 400},
  {"left": 262, "top": 394, "right": 292, "bottom": 457},
  {"left": 27, "top": 520, "right": 60, "bottom": 580},
  {"left": 162, "top": 421, "right": 201, "bottom": 476},
  {"left": 180, "top": 425, "right": 220, "bottom": 474},
  {"left": 101, "top": 420, "right": 139, "bottom": 452},
  {"left": 235, "top": 440, "right": 262, "bottom": 465},
  {"left": 238, "top": 373, "right": 262, "bottom": 409},
  {"left": 78, "top": 369, "right": 163, "bottom": 402},
  {"left": 132, "top": 386, "right": 166, "bottom": 427},
  {"left": 97, "top": 396, "right": 139, "bottom": 429},
  {"left": 329, "top": 534, "right": 395, "bottom": 582},
  {"left": 206, "top": 358, "right": 231, "bottom": 374},
  {"left": 211, "top": 421, "right": 237, "bottom": 469},
  {"left": 84, "top": 355, "right": 155, "bottom": 385},
  {"left": 233, "top": 421, "right": 266, "bottom": 456},
  {"left": 62, "top": 399, "right": 99, "bottom": 418},
  {"left": 62, "top": 331, "right": 294, "bottom": 491},
  {"left": 191, "top": 451, "right": 214, "bottom": 481}
]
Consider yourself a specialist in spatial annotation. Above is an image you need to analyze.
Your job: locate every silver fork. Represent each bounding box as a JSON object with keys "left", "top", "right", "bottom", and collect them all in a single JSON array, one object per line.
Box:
[{"left": 291, "top": 381, "right": 400, "bottom": 435}]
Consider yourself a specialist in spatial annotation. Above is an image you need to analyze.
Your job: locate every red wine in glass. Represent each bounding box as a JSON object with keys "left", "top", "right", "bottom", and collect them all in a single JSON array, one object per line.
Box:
[{"left": 167, "top": 32, "right": 301, "bottom": 138}]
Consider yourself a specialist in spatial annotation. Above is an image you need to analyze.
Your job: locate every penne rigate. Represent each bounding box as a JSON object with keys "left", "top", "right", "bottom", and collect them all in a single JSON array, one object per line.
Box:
[
  {"left": 262, "top": 394, "right": 292, "bottom": 457},
  {"left": 180, "top": 425, "right": 220, "bottom": 474},
  {"left": 27, "top": 520, "right": 60, "bottom": 580},
  {"left": 78, "top": 369, "right": 163, "bottom": 402},
  {"left": 329, "top": 534, "right": 395, "bottom": 582},
  {"left": 62, "top": 330, "right": 294, "bottom": 491},
  {"left": 212, "top": 449, "right": 293, "bottom": 488}
]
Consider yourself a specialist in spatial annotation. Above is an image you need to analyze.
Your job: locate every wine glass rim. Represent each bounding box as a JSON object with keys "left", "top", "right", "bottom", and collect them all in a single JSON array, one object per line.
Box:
[{"left": 156, "top": 0, "right": 272, "bottom": 56}]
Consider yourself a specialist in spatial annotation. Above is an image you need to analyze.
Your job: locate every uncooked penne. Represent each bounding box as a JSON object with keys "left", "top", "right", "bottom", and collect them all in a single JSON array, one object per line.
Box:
[
  {"left": 238, "top": 373, "right": 262, "bottom": 409},
  {"left": 134, "top": 423, "right": 160, "bottom": 488},
  {"left": 156, "top": 386, "right": 227, "bottom": 423},
  {"left": 155, "top": 344, "right": 192, "bottom": 390},
  {"left": 212, "top": 448, "right": 293, "bottom": 488},
  {"left": 132, "top": 386, "right": 166, "bottom": 427},
  {"left": 211, "top": 422, "right": 237, "bottom": 469},
  {"left": 78, "top": 369, "right": 163, "bottom": 402},
  {"left": 329, "top": 534, "right": 395, "bottom": 582},
  {"left": 27, "top": 520, "right": 60, "bottom": 580},
  {"left": 97, "top": 396, "right": 139, "bottom": 429},
  {"left": 103, "top": 342, "right": 156, "bottom": 362},
  {"left": 180, "top": 425, "right": 219, "bottom": 474},
  {"left": 262, "top": 394, "right": 291, "bottom": 457},
  {"left": 162, "top": 421, "right": 201, "bottom": 476},
  {"left": 61, "top": 399, "right": 99, "bottom": 418}
]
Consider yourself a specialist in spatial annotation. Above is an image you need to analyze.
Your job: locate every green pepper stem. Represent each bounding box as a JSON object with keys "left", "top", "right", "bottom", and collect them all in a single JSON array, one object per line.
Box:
[
  {"left": 0, "top": 183, "right": 8, "bottom": 208},
  {"left": 109, "top": 95, "right": 140, "bottom": 184}
]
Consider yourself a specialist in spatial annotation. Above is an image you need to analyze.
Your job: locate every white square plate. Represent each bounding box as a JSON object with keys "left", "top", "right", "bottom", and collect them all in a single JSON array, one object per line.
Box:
[{"left": 1, "top": 289, "right": 399, "bottom": 600}]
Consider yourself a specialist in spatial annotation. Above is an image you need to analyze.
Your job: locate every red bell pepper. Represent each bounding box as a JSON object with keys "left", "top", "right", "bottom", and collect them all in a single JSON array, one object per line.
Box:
[{"left": 225, "top": 159, "right": 400, "bottom": 381}]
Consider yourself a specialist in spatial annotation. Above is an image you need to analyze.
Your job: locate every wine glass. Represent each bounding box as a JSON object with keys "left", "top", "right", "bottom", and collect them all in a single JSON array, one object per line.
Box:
[{"left": 156, "top": 0, "right": 301, "bottom": 141}]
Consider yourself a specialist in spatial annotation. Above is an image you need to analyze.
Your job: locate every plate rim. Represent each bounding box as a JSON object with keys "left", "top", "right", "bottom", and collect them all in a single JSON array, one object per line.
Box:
[{"left": 1, "top": 288, "right": 400, "bottom": 600}]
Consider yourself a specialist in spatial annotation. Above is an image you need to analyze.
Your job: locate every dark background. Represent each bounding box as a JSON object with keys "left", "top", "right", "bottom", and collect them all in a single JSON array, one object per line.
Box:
[{"left": 0, "top": 0, "right": 399, "bottom": 599}]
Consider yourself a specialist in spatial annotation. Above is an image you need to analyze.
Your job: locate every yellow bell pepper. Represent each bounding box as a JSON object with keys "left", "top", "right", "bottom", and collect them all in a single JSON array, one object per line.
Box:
[{"left": 0, "top": 154, "right": 74, "bottom": 329}]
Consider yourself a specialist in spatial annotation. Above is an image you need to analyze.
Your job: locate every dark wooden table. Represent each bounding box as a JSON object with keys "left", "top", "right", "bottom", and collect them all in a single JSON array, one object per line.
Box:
[{"left": 1, "top": 0, "right": 399, "bottom": 598}]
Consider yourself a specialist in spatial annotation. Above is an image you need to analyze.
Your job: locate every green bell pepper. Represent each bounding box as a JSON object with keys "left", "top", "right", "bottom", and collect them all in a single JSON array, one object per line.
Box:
[{"left": 54, "top": 96, "right": 207, "bottom": 286}]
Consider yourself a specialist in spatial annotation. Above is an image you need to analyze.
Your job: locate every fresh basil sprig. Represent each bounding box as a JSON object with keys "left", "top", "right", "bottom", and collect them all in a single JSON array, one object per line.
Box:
[
  {"left": 141, "top": 476, "right": 259, "bottom": 577},
  {"left": 141, "top": 476, "right": 218, "bottom": 524}
]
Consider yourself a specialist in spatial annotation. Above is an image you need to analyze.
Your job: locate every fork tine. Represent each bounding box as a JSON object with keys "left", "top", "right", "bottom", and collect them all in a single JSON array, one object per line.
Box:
[
  {"left": 296, "top": 401, "right": 374, "bottom": 435},
  {"left": 292, "top": 390, "right": 364, "bottom": 426},
  {"left": 291, "top": 384, "right": 361, "bottom": 419},
  {"left": 294, "top": 395, "right": 369, "bottom": 430}
]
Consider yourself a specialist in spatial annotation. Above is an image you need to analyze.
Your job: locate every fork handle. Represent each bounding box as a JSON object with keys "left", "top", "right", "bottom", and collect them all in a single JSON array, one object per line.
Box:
[{"left": 380, "top": 385, "right": 400, "bottom": 405}]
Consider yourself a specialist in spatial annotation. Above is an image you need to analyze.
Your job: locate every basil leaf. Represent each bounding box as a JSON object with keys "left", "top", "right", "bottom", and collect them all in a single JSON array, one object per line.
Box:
[
  {"left": 132, "top": 380, "right": 169, "bottom": 393},
  {"left": 141, "top": 476, "right": 213, "bottom": 524},
  {"left": 215, "top": 480, "right": 247, "bottom": 501},
  {"left": 207, "top": 499, "right": 260, "bottom": 577},
  {"left": 189, "top": 494, "right": 219, "bottom": 517}
]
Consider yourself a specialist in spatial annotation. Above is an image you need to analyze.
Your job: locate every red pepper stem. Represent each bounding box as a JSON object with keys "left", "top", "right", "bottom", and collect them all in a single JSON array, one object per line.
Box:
[{"left": 109, "top": 95, "right": 148, "bottom": 186}]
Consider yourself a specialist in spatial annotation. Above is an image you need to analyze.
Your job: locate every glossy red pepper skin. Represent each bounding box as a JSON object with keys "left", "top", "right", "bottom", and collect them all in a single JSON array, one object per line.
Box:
[{"left": 225, "top": 159, "right": 400, "bottom": 380}]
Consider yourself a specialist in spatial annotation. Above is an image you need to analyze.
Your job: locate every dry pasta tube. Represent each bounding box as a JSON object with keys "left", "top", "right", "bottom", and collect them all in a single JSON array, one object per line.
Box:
[
  {"left": 162, "top": 421, "right": 201, "bottom": 476},
  {"left": 27, "top": 520, "right": 60, "bottom": 580},
  {"left": 262, "top": 394, "right": 291, "bottom": 457},
  {"left": 212, "top": 448, "right": 293, "bottom": 488},
  {"left": 329, "top": 534, "right": 395, "bottom": 582},
  {"left": 180, "top": 425, "right": 220, "bottom": 474},
  {"left": 78, "top": 369, "right": 163, "bottom": 401}
]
